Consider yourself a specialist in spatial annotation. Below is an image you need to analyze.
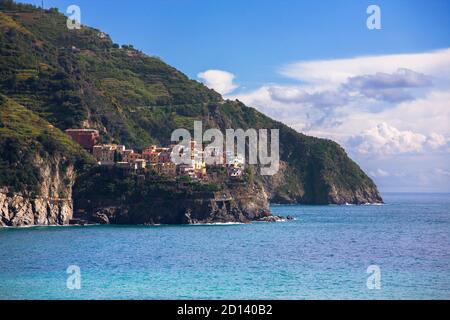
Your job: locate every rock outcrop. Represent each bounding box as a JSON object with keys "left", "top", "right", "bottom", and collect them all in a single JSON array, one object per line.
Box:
[
  {"left": 261, "top": 160, "right": 383, "bottom": 205},
  {"left": 0, "top": 192, "right": 72, "bottom": 227},
  {"left": 0, "top": 155, "right": 76, "bottom": 227},
  {"left": 73, "top": 172, "right": 271, "bottom": 225}
]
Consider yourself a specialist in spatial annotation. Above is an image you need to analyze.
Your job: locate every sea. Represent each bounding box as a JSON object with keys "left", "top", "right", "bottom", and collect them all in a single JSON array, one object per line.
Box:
[{"left": 0, "top": 193, "right": 449, "bottom": 300}]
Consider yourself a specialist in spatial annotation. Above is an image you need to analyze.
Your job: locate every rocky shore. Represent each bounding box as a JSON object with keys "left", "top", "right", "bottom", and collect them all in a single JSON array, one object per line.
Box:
[{"left": 0, "top": 155, "right": 76, "bottom": 227}]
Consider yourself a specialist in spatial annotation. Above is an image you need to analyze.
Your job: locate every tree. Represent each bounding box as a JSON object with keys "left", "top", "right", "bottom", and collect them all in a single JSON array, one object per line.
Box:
[{"left": 114, "top": 150, "right": 123, "bottom": 162}]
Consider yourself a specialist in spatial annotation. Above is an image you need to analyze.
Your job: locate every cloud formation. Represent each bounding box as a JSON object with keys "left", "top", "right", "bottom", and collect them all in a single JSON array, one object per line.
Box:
[
  {"left": 369, "top": 169, "right": 390, "bottom": 178},
  {"left": 347, "top": 123, "right": 446, "bottom": 156},
  {"left": 345, "top": 68, "right": 432, "bottom": 103},
  {"left": 346, "top": 68, "right": 431, "bottom": 90},
  {"left": 197, "top": 69, "right": 238, "bottom": 95},
  {"left": 268, "top": 86, "right": 350, "bottom": 108},
  {"left": 278, "top": 48, "right": 450, "bottom": 85},
  {"left": 232, "top": 48, "right": 450, "bottom": 143},
  {"left": 268, "top": 68, "right": 432, "bottom": 107}
]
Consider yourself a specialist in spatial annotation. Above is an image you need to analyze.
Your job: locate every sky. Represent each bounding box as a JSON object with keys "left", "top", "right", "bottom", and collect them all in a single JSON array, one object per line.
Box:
[{"left": 20, "top": 0, "right": 450, "bottom": 193}]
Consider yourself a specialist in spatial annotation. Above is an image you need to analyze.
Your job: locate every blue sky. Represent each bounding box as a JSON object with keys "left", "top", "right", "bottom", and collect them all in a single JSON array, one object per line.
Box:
[
  {"left": 22, "top": 0, "right": 450, "bottom": 88},
  {"left": 19, "top": 0, "right": 450, "bottom": 192}
]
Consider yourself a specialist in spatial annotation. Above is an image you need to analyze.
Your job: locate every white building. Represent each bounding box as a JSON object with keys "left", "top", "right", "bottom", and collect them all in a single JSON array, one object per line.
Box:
[{"left": 92, "top": 144, "right": 125, "bottom": 165}]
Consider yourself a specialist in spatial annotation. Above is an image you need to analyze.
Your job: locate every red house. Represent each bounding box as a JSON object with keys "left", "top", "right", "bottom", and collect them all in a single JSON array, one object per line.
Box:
[{"left": 65, "top": 129, "right": 99, "bottom": 151}]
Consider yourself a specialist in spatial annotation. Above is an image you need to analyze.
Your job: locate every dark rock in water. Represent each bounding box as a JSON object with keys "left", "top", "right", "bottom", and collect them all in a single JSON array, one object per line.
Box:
[
  {"left": 91, "top": 210, "right": 111, "bottom": 224},
  {"left": 257, "top": 214, "right": 296, "bottom": 222},
  {"left": 257, "top": 215, "right": 286, "bottom": 222}
]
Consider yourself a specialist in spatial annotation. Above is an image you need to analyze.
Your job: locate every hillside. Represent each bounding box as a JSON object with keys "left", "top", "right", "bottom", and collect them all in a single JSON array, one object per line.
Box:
[
  {"left": 0, "top": 1, "right": 382, "bottom": 205},
  {"left": 0, "top": 93, "right": 94, "bottom": 226},
  {"left": 0, "top": 94, "right": 92, "bottom": 194}
]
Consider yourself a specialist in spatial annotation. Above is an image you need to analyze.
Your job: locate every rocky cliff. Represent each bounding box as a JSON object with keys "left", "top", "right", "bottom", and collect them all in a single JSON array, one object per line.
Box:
[
  {"left": 72, "top": 167, "right": 271, "bottom": 225},
  {"left": 0, "top": 95, "right": 91, "bottom": 227},
  {"left": 0, "top": 154, "right": 76, "bottom": 226}
]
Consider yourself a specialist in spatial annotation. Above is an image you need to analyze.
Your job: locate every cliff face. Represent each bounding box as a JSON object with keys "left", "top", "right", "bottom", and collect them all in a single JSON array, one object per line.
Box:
[
  {"left": 79, "top": 187, "right": 270, "bottom": 225},
  {"left": 72, "top": 167, "right": 271, "bottom": 225},
  {"left": 326, "top": 184, "right": 383, "bottom": 205},
  {"left": 260, "top": 159, "right": 383, "bottom": 205},
  {"left": 0, "top": 95, "right": 90, "bottom": 227},
  {"left": 0, "top": 158, "right": 271, "bottom": 227},
  {"left": 0, "top": 154, "right": 76, "bottom": 227}
]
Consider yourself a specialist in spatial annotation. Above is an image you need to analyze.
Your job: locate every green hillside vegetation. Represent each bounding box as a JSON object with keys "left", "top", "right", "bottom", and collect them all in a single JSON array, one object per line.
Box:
[
  {"left": 74, "top": 166, "right": 221, "bottom": 205},
  {"left": 0, "top": 94, "right": 92, "bottom": 193},
  {"left": 0, "top": 1, "right": 381, "bottom": 203}
]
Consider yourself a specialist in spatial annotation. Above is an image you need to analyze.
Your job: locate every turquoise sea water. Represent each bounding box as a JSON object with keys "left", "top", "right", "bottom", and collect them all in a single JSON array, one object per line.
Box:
[{"left": 0, "top": 193, "right": 449, "bottom": 300}]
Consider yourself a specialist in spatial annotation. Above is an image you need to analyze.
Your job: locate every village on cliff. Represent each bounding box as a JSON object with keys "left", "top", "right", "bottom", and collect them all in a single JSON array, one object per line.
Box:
[{"left": 65, "top": 129, "right": 245, "bottom": 180}]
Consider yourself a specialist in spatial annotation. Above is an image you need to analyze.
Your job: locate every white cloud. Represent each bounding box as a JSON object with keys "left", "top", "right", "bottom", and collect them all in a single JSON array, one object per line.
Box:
[
  {"left": 347, "top": 122, "right": 446, "bottom": 156},
  {"left": 197, "top": 69, "right": 238, "bottom": 95},
  {"left": 279, "top": 48, "right": 450, "bottom": 85},
  {"left": 427, "top": 133, "right": 447, "bottom": 149},
  {"left": 268, "top": 86, "right": 350, "bottom": 107},
  {"left": 263, "top": 68, "right": 433, "bottom": 116},
  {"left": 370, "top": 169, "right": 390, "bottom": 178},
  {"left": 363, "top": 90, "right": 450, "bottom": 135},
  {"left": 435, "top": 168, "right": 450, "bottom": 177}
]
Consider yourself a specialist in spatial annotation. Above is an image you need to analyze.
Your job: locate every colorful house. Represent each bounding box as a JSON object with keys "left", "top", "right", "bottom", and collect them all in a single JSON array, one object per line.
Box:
[{"left": 65, "top": 129, "right": 99, "bottom": 151}]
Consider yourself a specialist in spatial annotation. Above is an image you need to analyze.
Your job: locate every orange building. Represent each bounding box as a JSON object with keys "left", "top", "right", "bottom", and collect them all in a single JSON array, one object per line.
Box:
[{"left": 65, "top": 129, "right": 99, "bottom": 151}]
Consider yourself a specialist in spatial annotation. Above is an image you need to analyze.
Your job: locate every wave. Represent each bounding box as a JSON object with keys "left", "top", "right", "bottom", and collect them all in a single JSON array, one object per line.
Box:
[
  {"left": 344, "top": 202, "right": 386, "bottom": 206},
  {"left": 190, "top": 222, "right": 246, "bottom": 226},
  {"left": 0, "top": 223, "right": 102, "bottom": 230}
]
